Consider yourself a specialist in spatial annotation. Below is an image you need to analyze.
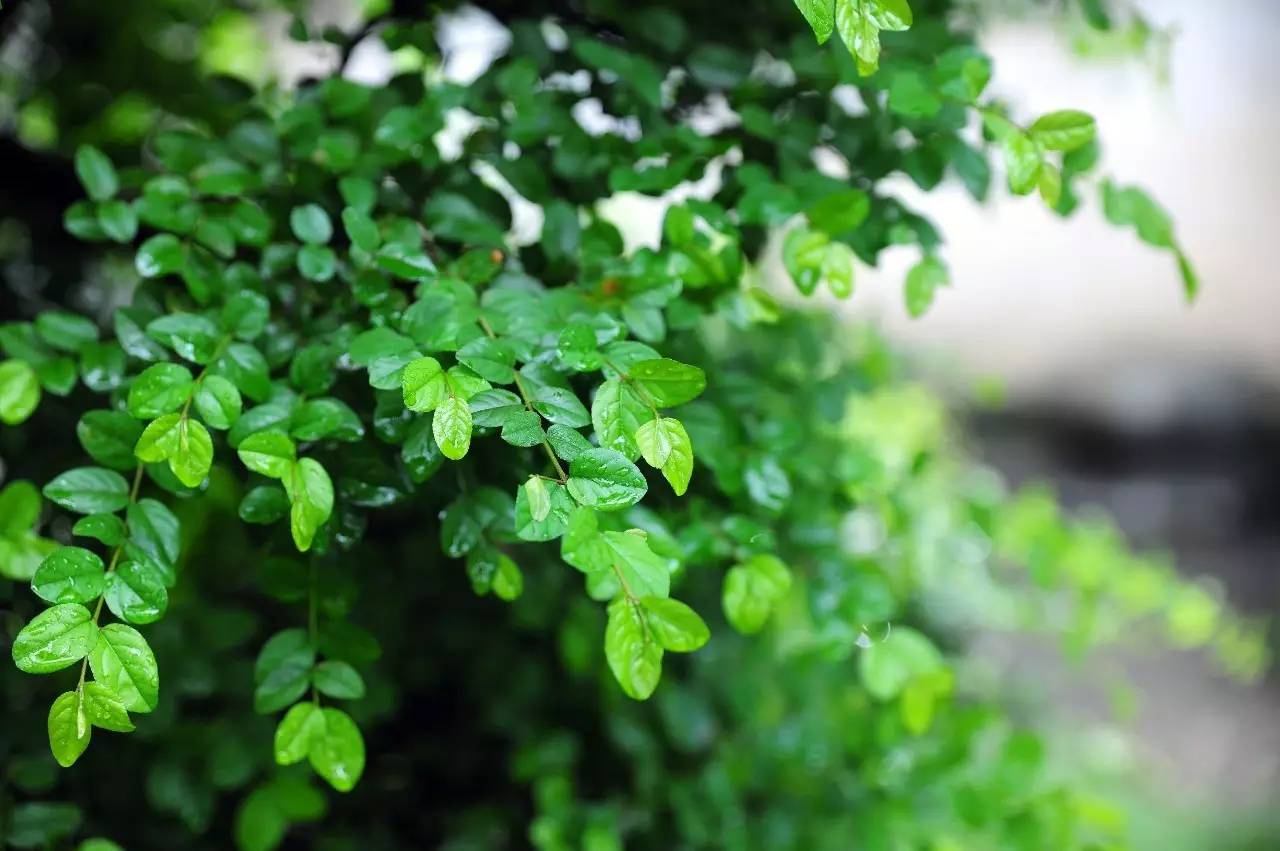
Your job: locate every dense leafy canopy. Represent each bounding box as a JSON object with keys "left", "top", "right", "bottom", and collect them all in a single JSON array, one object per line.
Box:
[{"left": 0, "top": 0, "right": 1267, "bottom": 849}]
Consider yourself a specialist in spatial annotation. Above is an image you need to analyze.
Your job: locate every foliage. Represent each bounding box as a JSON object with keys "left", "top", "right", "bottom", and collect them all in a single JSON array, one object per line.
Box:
[{"left": 0, "top": 0, "right": 1269, "bottom": 848}]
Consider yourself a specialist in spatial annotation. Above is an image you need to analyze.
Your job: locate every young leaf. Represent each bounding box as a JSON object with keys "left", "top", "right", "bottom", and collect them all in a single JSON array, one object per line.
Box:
[
  {"left": 0, "top": 359, "right": 41, "bottom": 425},
  {"left": 604, "top": 597, "right": 663, "bottom": 700},
  {"left": 722, "top": 554, "right": 793, "bottom": 634},
  {"left": 433, "top": 396, "right": 473, "bottom": 461},
  {"left": 169, "top": 417, "right": 214, "bottom": 488},
  {"left": 286, "top": 458, "right": 334, "bottom": 552},
  {"left": 401, "top": 356, "right": 447, "bottom": 412},
  {"left": 1028, "top": 109, "right": 1096, "bottom": 152},
  {"left": 640, "top": 596, "right": 711, "bottom": 652},
  {"left": 275, "top": 702, "right": 325, "bottom": 765},
  {"left": 47, "top": 691, "right": 92, "bottom": 767},
  {"left": 81, "top": 681, "right": 135, "bottom": 732},
  {"left": 308, "top": 708, "right": 365, "bottom": 792}
]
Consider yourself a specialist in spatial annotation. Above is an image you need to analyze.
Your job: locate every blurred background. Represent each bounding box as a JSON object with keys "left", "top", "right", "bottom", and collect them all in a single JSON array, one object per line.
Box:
[
  {"left": 863, "top": 0, "right": 1280, "bottom": 814},
  {"left": 1, "top": 0, "right": 1277, "bottom": 842}
]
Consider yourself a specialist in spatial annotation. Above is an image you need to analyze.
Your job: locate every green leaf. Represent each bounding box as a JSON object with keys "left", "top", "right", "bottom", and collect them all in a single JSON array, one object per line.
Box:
[
  {"left": 168, "top": 417, "right": 213, "bottom": 488},
  {"left": 0, "top": 359, "right": 41, "bottom": 425},
  {"left": 525, "top": 387, "right": 588, "bottom": 432},
  {"left": 88, "top": 623, "right": 159, "bottom": 713},
  {"left": 77, "top": 410, "right": 144, "bottom": 470},
  {"left": 43, "top": 467, "right": 130, "bottom": 515},
  {"left": 0, "top": 479, "right": 41, "bottom": 537},
  {"left": 35, "top": 311, "right": 98, "bottom": 353},
  {"left": 47, "top": 691, "right": 92, "bottom": 767},
  {"left": 81, "top": 681, "right": 134, "bottom": 732},
  {"left": 836, "top": 0, "right": 881, "bottom": 74},
  {"left": 290, "top": 398, "right": 364, "bottom": 442},
  {"left": 591, "top": 379, "right": 648, "bottom": 460},
  {"left": 858, "top": 626, "right": 944, "bottom": 700},
  {"left": 546, "top": 424, "right": 593, "bottom": 462},
  {"left": 904, "top": 256, "right": 948, "bottom": 318},
  {"left": 401, "top": 356, "right": 447, "bottom": 412},
  {"left": 147, "top": 313, "right": 222, "bottom": 364},
  {"left": 297, "top": 245, "right": 337, "bottom": 282},
  {"left": 501, "top": 410, "right": 545, "bottom": 447},
  {"left": 514, "top": 480, "right": 574, "bottom": 542},
  {"left": 783, "top": 227, "right": 830, "bottom": 295},
  {"left": 286, "top": 458, "right": 333, "bottom": 551},
  {"left": 194, "top": 375, "right": 243, "bottom": 429},
  {"left": 221, "top": 292, "right": 271, "bottom": 341},
  {"left": 126, "top": 499, "right": 181, "bottom": 563},
  {"left": 870, "top": 0, "right": 912, "bottom": 30},
  {"left": 628, "top": 359, "right": 706, "bottom": 408},
  {"left": 255, "top": 629, "right": 314, "bottom": 713},
  {"left": 523, "top": 476, "right": 551, "bottom": 523},
  {"left": 342, "top": 206, "right": 381, "bottom": 253},
  {"left": 238, "top": 430, "right": 297, "bottom": 479},
  {"left": 33, "top": 546, "right": 106, "bottom": 605},
  {"left": 308, "top": 708, "right": 365, "bottom": 792},
  {"left": 457, "top": 337, "right": 515, "bottom": 384},
  {"left": 433, "top": 396, "right": 473, "bottom": 461},
  {"left": 1028, "top": 109, "right": 1096, "bottom": 152},
  {"left": 134, "top": 413, "right": 183, "bottom": 463},
  {"left": 491, "top": 553, "right": 523, "bottom": 601},
  {"left": 290, "top": 204, "right": 333, "bottom": 244},
  {"left": 240, "top": 484, "right": 290, "bottom": 524},
  {"left": 807, "top": 189, "right": 871, "bottom": 235},
  {"left": 275, "top": 702, "right": 325, "bottom": 765},
  {"left": 375, "top": 243, "right": 437, "bottom": 280},
  {"left": 640, "top": 596, "right": 710, "bottom": 652},
  {"left": 128, "top": 363, "right": 195, "bottom": 418},
  {"left": 1038, "top": 162, "right": 1063, "bottom": 208},
  {"left": 135, "top": 234, "right": 186, "bottom": 278},
  {"left": 636, "top": 416, "right": 694, "bottom": 496},
  {"left": 99, "top": 199, "right": 139, "bottom": 242},
  {"left": 567, "top": 448, "right": 648, "bottom": 511},
  {"left": 722, "top": 554, "right": 793, "bottom": 634},
  {"left": 1002, "top": 131, "right": 1042, "bottom": 195},
  {"left": 599, "top": 530, "right": 670, "bottom": 598},
  {"left": 75, "top": 145, "right": 118, "bottom": 201},
  {"left": 468, "top": 388, "right": 523, "bottom": 427},
  {"left": 604, "top": 597, "right": 663, "bottom": 700},
  {"left": 312, "top": 661, "right": 366, "bottom": 700},
  {"left": 1100, "top": 180, "right": 1175, "bottom": 248},
  {"left": 822, "top": 242, "right": 856, "bottom": 299},
  {"left": 12, "top": 603, "right": 98, "bottom": 673},
  {"left": 72, "top": 513, "right": 126, "bottom": 547},
  {"left": 104, "top": 560, "right": 168, "bottom": 624},
  {"left": 795, "top": 0, "right": 836, "bottom": 43}
]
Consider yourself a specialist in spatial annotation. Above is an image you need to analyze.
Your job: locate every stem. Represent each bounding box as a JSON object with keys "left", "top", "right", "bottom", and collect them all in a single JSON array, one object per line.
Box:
[{"left": 477, "top": 316, "right": 569, "bottom": 482}]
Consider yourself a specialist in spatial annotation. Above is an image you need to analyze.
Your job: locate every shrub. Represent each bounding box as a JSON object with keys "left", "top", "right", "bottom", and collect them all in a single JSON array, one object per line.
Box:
[{"left": 0, "top": 1, "right": 1266, "bottom": 848}]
